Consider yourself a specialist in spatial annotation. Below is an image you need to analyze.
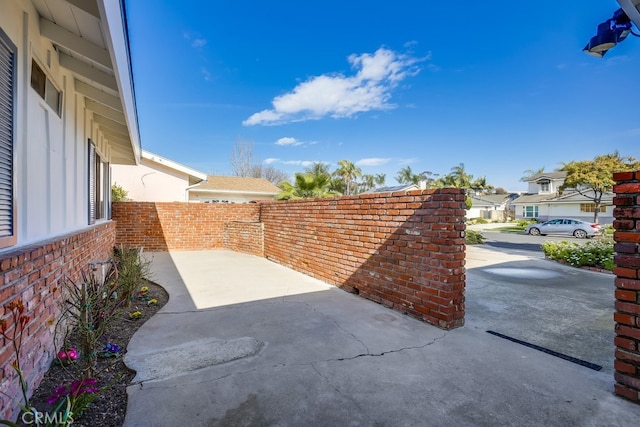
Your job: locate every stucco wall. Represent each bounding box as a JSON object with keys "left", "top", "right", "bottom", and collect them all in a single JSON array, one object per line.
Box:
[{"left": 111, "top": 158, "right": 193, "bottom": 202}]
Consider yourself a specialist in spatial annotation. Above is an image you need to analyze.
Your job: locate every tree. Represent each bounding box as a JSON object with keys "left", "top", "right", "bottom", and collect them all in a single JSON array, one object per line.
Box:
[
  {"left": 111, "top": 183, "right": 128, "bottom": 202},
  {"left": 359, "top": 174, "right": 376, "bottom": 193},
  {"left": 494, "top": 187, "right": 508, "bottom": 195},
  {"left": 249, "top": 164, "right": 290, "bottom": 185},
  {"left": 333, "top": 159, "right": 362, "bottom": 195},
  {"left": 230, "top": 139, "right": 288, "bottom": 184},
  {"left": 470, "top": 176, "right": 494, "bottom": 195},
  {"left": 395, "top": 166, "right": 421, "bottom": 185},
  {"left": 450, "top": 163, "right": 473, "bottom": 188},
  {"left": 520, "top": 167, "right": 545, "bottom": 182},
  {"left": 277, "top": 172, "right": 339, "bottom": 200},
  {"left": 560, "top": 151, "right": 640, "bottom": 222},
  {"left": 374, "top": 173, "right": 386, "bottom": 187},
  {"left": 230, "top": 139, "right": 254, "bottom": 177}
]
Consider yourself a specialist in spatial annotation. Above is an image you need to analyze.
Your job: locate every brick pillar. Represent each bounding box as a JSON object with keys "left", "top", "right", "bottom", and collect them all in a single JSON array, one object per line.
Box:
[{"left": 613, "top": 171, "right": 640, "bottom": 403}]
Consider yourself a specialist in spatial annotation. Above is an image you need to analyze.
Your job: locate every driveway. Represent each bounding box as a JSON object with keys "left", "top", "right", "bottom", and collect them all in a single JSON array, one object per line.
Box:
[
  {"left": 123, "top": 250, "right": 638, "bottom": 426},
  {"left": 466, "top": 244, "right": 615, "bottom": 374}
]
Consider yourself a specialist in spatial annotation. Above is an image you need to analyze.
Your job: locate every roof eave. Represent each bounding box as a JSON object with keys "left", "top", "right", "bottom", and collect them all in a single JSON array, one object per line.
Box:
[
  {"left": 96, "top": 0, "right": 141, "bottom": 165},
  {"left": 142, "top": 150, "right": 207, "bottom": 180}
]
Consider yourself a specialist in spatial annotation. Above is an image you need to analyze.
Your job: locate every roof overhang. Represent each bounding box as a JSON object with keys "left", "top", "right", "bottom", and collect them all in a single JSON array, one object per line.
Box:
[
  {"left": 142, "top": 150, "right": 208, "bottom": 181},
  {"left": 35, "top": 0, "right": 141, "bottom": 165},
  {"left": 618, "top": 0, "right": 640, "bottom": 27}
]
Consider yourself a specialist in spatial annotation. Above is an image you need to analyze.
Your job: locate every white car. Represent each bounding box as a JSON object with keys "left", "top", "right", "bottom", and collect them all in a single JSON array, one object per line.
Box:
[{"left": 525, "top": 218, "right": 602, "bottom": 239}]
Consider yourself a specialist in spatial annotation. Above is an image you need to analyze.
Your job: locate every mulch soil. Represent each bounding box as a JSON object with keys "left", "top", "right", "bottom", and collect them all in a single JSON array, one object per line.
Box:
[{"left": 22, "top": 280, "right": 168, "bottom": 427}]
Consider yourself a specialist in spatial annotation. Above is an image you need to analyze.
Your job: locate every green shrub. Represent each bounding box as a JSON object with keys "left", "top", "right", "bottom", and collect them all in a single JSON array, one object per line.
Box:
[
  {"left": 602, "top": 224, "right": 614, "bottom": 236},
  {"left": 112, "top": 246, "right": 152, "bottom": 304},
  {"left": 111, "top": 183, "right": 128, "bottom": 202},
  {"left": 541, "top": 237, "right": 614, "bottom": 271},
  {"left": 466, "top": 230, "right": 485, "bottom": 245},
  {"left": 516, "top": 219, "right": 536, "bottom": 227}
]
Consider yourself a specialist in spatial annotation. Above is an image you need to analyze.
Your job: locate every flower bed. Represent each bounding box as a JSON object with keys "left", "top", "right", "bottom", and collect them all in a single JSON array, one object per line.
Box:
[{"left": 541, "top": 236, "right": 615, "bottom": 271}]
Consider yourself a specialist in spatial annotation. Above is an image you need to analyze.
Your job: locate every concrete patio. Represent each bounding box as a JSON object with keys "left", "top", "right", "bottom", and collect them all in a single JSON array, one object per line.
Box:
[{"left": 123, "top": 249, "right": 640, "bottom": 426}]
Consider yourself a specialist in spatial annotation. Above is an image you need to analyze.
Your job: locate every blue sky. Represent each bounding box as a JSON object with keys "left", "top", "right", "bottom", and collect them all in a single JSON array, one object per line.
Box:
[{"left": 126, "top": 1, "right": 640, "bottom": 191}]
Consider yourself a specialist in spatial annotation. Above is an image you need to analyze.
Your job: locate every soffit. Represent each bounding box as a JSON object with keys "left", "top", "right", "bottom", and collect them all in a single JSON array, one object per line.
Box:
[{"left": 33, "top": 0, "right": 139, "bottom": 165}]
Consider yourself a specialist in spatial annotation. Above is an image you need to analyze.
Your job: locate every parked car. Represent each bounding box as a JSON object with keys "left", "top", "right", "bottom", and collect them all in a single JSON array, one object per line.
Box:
[{"left": 525, "top": 218, "right": 602, "bottom": 239}]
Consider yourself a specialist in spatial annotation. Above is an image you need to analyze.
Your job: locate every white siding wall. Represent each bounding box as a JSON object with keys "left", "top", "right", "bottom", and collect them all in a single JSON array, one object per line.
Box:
[
  {"left": 0, "top": 0, "right": 113, "bottom": 249},
  {"left": 111, "top": 159, "right": 191, "bottom": 202}
]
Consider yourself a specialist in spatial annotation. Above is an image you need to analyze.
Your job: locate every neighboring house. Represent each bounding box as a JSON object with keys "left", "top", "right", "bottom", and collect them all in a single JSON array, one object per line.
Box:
[
  {"left": 468, "top": 194, "right": 516, "bottom": 221},
  {"left": 112, "top": 150, "right": 207, "bottom": 202},
  {"left": 188, "top": 176, "right": 280, "bottom": 203},
  {"left": 512, "top": 172, "right": 614, "bottom": 224},
  {"left": 0, "top": 0, "right": 140, "bottom": 418}
]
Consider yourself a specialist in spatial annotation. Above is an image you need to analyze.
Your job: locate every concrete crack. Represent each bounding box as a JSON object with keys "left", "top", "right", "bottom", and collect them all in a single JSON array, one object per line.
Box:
[{"left": 323, "top": 332, "right": 447, "bottom": 362}]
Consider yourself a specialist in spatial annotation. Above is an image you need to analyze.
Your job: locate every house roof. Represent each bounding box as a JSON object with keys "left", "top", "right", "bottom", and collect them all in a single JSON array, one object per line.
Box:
[
  {"left": 512, "top": 194, "right": 557, "bottom": 204},
  {"left": 512, "top": 190, "right": 614, "bottom": 205},
  {"left": 478, "top": 194, "right": 511, "bottom": 204},
  {"left": 33, "top": 0, "right": 141, "bottom": 165},
  {"left": 142, "top": 150, "right": 207, "bottom": 181},
  {"left": 189, "top": 176, "right": 280, "bottom": 194},
  {"left": 522, "top": 171, "right": 567, "bottom": 182}
]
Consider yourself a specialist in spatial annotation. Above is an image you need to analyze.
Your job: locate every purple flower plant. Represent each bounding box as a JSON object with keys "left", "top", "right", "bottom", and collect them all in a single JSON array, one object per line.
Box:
[
  {"left": 103, "top": 343, "right": 120, "bottom": 353},
  {"left": 47, "top": 378, "right": 100, "bottom": 405}
]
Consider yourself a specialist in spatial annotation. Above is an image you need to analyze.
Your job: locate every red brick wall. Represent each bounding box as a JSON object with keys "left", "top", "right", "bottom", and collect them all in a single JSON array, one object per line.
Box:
[
  {"left": 224, "top": 221, "right": 264, "bottom": 257},
  {"left": 261, "top": 189, "right": 467, "bottom": 329},
  {"left": 613, "top": 171, "right": 640, "bottom": 403},
  {"left": 111, "top": 193, "right": 467, "bottom": 330},
  {"left": 112, "top": 202, "right": 260, "bottom": 251},
  {"left": 0, "top": 222, "right": 116, "bottom": 421}
]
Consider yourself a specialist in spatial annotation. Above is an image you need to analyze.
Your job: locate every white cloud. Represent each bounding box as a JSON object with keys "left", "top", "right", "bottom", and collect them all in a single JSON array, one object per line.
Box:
[
  {"left": 282, "top": 160, "right": 316, "bottom": 167},
  {"left": 201, "top": 67, "right": 212, "bottom": 81},
  {"left": 275, "top": 137, "right": 303, "bottom": 146},
  {"left": 356, "top": 158, "right": 391, "bottom": 167},
  {"left": 263, "top": 158, "right": 319, "bottom": 167},
  {"left": 192, "top": 38, "right": 207, "bottom": 48},
  {"left": 243, "top": 47, "right": 425, "bottom": 126}
]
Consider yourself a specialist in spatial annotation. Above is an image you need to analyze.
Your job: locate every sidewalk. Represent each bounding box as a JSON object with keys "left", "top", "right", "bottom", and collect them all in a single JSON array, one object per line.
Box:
[{"left": 123, "top": 250, "right": 640, "bottom": 426}]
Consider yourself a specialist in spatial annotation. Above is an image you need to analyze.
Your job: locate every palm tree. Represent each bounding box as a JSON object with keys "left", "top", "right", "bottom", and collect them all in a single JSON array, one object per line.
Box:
[
  {"left": 450, "top": 163, "right": 473, "bottom": 188},
  {"left": 471, "top": 176, "right": 493, "bottom": 195},
  {"left": 374, "top": 173, "right": 386, "bottom": 186},
  {"left": 277, "top": 172, "right": 338, "bottom": 200},
  {"left": 333, "top": 160, "right": 362, "bottom": 196},
  {"left": 520, "top": 167, "right": 545, "bottom": 182},
  {"left": 305, "top": 162, "right": 331, "bottom": 180},
  {"left": 359, "top": 174, "right": 376, "bottom": 193},
  {"left": 395, "top": 166, "right": 421, "bottom": 185}
]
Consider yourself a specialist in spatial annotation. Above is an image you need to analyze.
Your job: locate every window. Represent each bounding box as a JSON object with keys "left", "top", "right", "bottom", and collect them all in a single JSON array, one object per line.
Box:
[
  {"left": 538, "top": 179, "right": 550, "bottom": 193},
  {"left": 522, "top": 205, "right": 538, "bottom": 218},
  {"left": 580, "top": 203, "right": 606, "bottom": 213},
  {"left": 0, "top": 28, "right": 17, "bottom": 248},
  {"left": 88, "top": 140, "right": 110, "bottom": 224},
  {"left": 30, "top": 59, "right": 62, "bottom": 116}
]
